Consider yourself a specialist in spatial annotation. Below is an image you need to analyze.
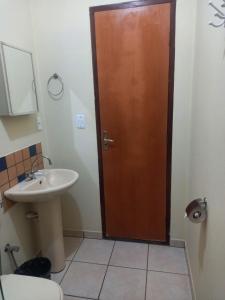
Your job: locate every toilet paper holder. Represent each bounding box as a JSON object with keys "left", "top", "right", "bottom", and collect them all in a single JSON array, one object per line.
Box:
[{"left": 185, "top": 197, "right": 207, "bottom": 224}]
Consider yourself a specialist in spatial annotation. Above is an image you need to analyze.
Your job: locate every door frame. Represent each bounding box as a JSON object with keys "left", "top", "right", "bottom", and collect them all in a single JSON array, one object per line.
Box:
[{"left": 90, "top": 0, "right": 176, "bottom": 245}]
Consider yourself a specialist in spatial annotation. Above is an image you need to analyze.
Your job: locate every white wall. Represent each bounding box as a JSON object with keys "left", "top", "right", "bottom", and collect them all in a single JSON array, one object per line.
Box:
[
  {"left": 171, "top": 0, "right": 196, "bottom": 239},
  {"left": 185, "top": 0, "right": 225, "bottom": 299},
  {"left": 0, "top": 0, "right": 48, "bottom": 273},
  {"left": 30, "top": 0, "right": 196, "bottom": 239}
]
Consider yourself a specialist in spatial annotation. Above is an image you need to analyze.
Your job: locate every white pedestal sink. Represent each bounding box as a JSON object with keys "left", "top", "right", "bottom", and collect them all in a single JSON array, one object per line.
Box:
[{"left": 5, "top": 169, "right": 79, "bottom": 273}]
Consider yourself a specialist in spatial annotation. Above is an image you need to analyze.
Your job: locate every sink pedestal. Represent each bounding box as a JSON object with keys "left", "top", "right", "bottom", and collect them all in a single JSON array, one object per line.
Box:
[
  {"left": 4, "top": 169, "right": 79, "bottom": 273},
  {"left": 35, "top": 197, "right": 65, "bottom": 273}
]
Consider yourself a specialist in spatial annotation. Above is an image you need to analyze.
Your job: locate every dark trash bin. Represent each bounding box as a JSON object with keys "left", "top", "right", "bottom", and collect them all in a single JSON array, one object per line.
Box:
[{"left": 15, "top": 257, "right": 51, "bottom": 279}]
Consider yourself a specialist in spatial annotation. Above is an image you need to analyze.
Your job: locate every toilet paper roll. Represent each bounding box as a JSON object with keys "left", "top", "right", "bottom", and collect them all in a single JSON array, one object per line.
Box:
[{"left": 185, "top": 198, "right": 207, "bottom": 224}]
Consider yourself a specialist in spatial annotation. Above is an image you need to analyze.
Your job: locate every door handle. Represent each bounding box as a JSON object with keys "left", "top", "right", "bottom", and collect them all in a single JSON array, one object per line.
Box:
[
  {"left": 103, "top": 130, "right": 114, "bottom": 150},
  {"left": 104, "top": 138, "right": 114, "bottom": 143}
]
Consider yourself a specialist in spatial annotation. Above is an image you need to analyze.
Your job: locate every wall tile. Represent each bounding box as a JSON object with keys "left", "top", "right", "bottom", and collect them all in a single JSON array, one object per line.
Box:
[
  {"left": 22, "top": 148, "right": 30, "bottom": 160},
  {"left": 31, "top": 155, "right": 37, "bottom": 164},
  {"left": 8, "top": 166, "right": 17, "bottom": 181},
  {"left": 17, "top": 173, "right": 26, "bottom": 182},
  {"left": 29, "top": 145, "right": 37, "bottom": 157},
  {"left": 0, "top": 183, "right": 12, "bottom": 212},
  {"left": 16, "top": 162, "right": 25, "bottom": 176},
  {"left": 9, "top": 178, "right": 18, "bottom": 187},
  {"left": 14, "top": 151, "right": 23, "bottom": 163},
  {"left": 37, "top": 153, "right": 42, "bottom": 163},
  {"left": 0, "top": 183, "right": 10, "bottom": 193},
  {"left": 24, "top": 159, "right": 32, "bottom": 172},
  {"left": 30, "top": 155, "right": 38, "bottom": 171},
  {"left": 38, "top": 162, "right": 44, "bottom": 170},
  {"left": 0, "top": 143, "right": 43, "bottom": 212},
  {"left": 36, "top": 143, "right": 42, "bottom": 154},
  {"left": 0, "top": 170, "right": 9, "bottom": 186},
  {"left": 6, "top": 154, "right": 15, "bottom": 168},
  {"left": 0, "top": 157, "right": 7, "bottom": 171}
]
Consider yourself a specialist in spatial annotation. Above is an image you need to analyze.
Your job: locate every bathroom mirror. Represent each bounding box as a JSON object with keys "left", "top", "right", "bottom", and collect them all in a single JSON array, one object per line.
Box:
[{"left": 0, "top": 42, "right": 38, "bottom": 116}]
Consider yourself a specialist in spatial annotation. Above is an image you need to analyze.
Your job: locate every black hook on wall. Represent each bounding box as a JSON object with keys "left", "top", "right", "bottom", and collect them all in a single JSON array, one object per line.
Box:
[{"left": 209, "top": 1, "right": 225, "bottom": 28}]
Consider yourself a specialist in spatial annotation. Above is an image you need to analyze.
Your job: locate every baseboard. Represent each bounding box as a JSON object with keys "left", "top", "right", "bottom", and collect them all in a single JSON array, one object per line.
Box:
[
  {"left": 170, "top": 238, "right": 185, "bottom": 248},
  {"left": 84, "top": 231, "right": 103, "bottom": 239},
  {"left": 35, "top": 250, "right": 42, "bottom": 257},
  {"left": 64, "top": 232, "right": 186, "bottom": 247},
  {"left": 64, "top": 229, "right": 103, "bottom": 239},
  {"left": 184, "top": 241, "right": 197, "bottom": 300},
  {"left": 64, "top": 230, "right": 84, "bottom": 238}
]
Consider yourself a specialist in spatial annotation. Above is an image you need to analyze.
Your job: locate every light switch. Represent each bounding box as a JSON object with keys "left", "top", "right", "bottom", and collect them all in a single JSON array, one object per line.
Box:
[
  {"left": 0, "top": 193, "right": 4, "bottom": 215},
  {"left": 75, "top": 113, "right": 86, "bottom": 129},
  {"left": 36, "top": 115, "right": 43, "bottom": 131}
]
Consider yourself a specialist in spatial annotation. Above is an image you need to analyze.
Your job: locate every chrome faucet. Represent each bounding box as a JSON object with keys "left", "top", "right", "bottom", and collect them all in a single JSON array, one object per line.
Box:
[{"left": 26, "top": 155, "right": 53, "bottom": 181}]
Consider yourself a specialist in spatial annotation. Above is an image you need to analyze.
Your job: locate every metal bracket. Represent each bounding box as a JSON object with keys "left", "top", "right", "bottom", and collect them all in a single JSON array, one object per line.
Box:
[
  {"left": 5, "top": 243, "right": 20, "bottom": 270},
  {"left": 5, "top": 243, "right": 20, "bottom": 253}
]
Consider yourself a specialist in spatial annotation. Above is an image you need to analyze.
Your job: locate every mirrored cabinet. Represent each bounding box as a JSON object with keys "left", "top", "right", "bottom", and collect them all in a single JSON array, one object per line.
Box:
[{"left": 0, "top": 42, "right": 38, "bottom": 116}]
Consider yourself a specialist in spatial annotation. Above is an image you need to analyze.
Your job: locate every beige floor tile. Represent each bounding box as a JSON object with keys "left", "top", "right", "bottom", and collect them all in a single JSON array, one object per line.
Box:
[
  {"left": 61, "top": 262, "right": 107, "bottom": 299},
  {"left": 64, "top": 237, "right": 83, "bottom": 261},
  {"left": 146, "top": 271, "right": 192, "bottom": 300},
  {"left": 100, "top": 266, "right": 146, "bottom": 300},
  {"left": 109, "top": 241, "right": 148, "bottom": 269},
  {"left": 74, "top": 238, "right": 114, "bottom": 264},
  {"left": 148, "top": 245, "right": 188, "bottom": 274},
  {"left": 51, "top": 261, "right": 70, "bottom": 284}
]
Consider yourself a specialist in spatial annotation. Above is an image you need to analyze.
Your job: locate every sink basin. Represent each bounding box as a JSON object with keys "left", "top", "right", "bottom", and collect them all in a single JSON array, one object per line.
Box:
[
  {"left": 5, "top": 169, "right": 79, "bottom": 202},
  {"left": 4, "top": 168, "right": 79, "bottom": 273}
]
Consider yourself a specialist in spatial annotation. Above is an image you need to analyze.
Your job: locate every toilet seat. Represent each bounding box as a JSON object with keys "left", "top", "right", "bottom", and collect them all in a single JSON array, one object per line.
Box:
[{"left": 0, "top": 274, "right": 63, "bottom": 300}]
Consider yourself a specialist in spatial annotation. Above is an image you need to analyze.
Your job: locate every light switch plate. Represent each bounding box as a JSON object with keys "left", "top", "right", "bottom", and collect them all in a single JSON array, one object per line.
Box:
[
  {"left": 0, "top": 193, "right": 4, "bottom": 214},
  {"left": 75, "top": 113, "right": 86, "bottom": 129},
  {"left": 36, "top": 115, "right": 43, "bottom": 131}
]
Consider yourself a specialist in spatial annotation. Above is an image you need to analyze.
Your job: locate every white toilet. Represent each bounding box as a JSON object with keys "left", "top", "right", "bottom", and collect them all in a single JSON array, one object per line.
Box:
[{"left": 0, "top": 274, "right": 63, "bottom": 300}]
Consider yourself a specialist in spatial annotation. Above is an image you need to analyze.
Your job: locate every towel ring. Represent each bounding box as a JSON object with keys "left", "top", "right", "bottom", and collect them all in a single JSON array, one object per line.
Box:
[{"left": 47, "top": 73, "right": 64, "bottom": 100}]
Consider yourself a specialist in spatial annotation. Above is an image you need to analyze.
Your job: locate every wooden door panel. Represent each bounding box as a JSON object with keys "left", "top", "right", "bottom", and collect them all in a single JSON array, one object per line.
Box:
[{"left": 92, "top": 2, "right": 172, "bottom": 241}]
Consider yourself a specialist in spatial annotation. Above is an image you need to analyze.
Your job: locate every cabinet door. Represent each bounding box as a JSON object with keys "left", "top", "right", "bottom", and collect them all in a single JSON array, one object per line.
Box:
[{"left": 3, "top": 44, "right": 38, "bottom": 115}]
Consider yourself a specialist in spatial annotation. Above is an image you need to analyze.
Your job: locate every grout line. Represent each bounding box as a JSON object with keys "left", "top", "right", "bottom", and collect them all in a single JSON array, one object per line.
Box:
[
  {"left": 58, "top": 261, "right": 72, "bottom": 286},
  {"left": 109, "top": 264, "right": 147, "bottom": 271},
  {"left": 147, "top": 243, "right": 189, "bottom": 276},
  {"left": 97, "top": 240, "right": 116, "bottom": 299},
  {"left": 76, "top": 262, "right": 188, "bottom": 277},
  {"left": 70, "top": 237, "right": 84, "bottom": 261},
  {"left": 148, "top": 269, "right": 190, "bottom": 276},
  {"left": 59, "top": 238, "right": 84, "bottom": 285},
  {"left": 73, "top": 260, "right": 108, "bottom": 266},
  {"left": 64, "top": 294, "right": 96, "bottom": 300},
  {"left": 63, "top": 260, "right": 188, "bottom": 276},
  {"left": 144, "top": 244, "right": 150, "bottom": 300}
]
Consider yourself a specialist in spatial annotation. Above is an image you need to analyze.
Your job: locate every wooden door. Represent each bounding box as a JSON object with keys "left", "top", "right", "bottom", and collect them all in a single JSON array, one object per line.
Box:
[{"left": 90, "top": 0, "right": 175, "bottom": 243}]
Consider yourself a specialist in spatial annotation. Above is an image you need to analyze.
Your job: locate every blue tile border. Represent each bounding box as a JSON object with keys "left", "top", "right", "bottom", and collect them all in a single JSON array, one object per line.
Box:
[
  {"left": 0, "top": 143, "right": 43, "bottom": 212},
  {"left": 0, "top": 157, "right": 7, "bottom": 172},
  {"left": 29, "top": 145, "right": 37, "bottom": 157},
  {"left": 17, "top": 173, "right": 26, "bottom": 183}
]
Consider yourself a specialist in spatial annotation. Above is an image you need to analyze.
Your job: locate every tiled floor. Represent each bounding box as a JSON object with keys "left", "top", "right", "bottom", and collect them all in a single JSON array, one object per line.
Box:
[{"left": 52, "top": 238, "right": 192, "bottom": 300}]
